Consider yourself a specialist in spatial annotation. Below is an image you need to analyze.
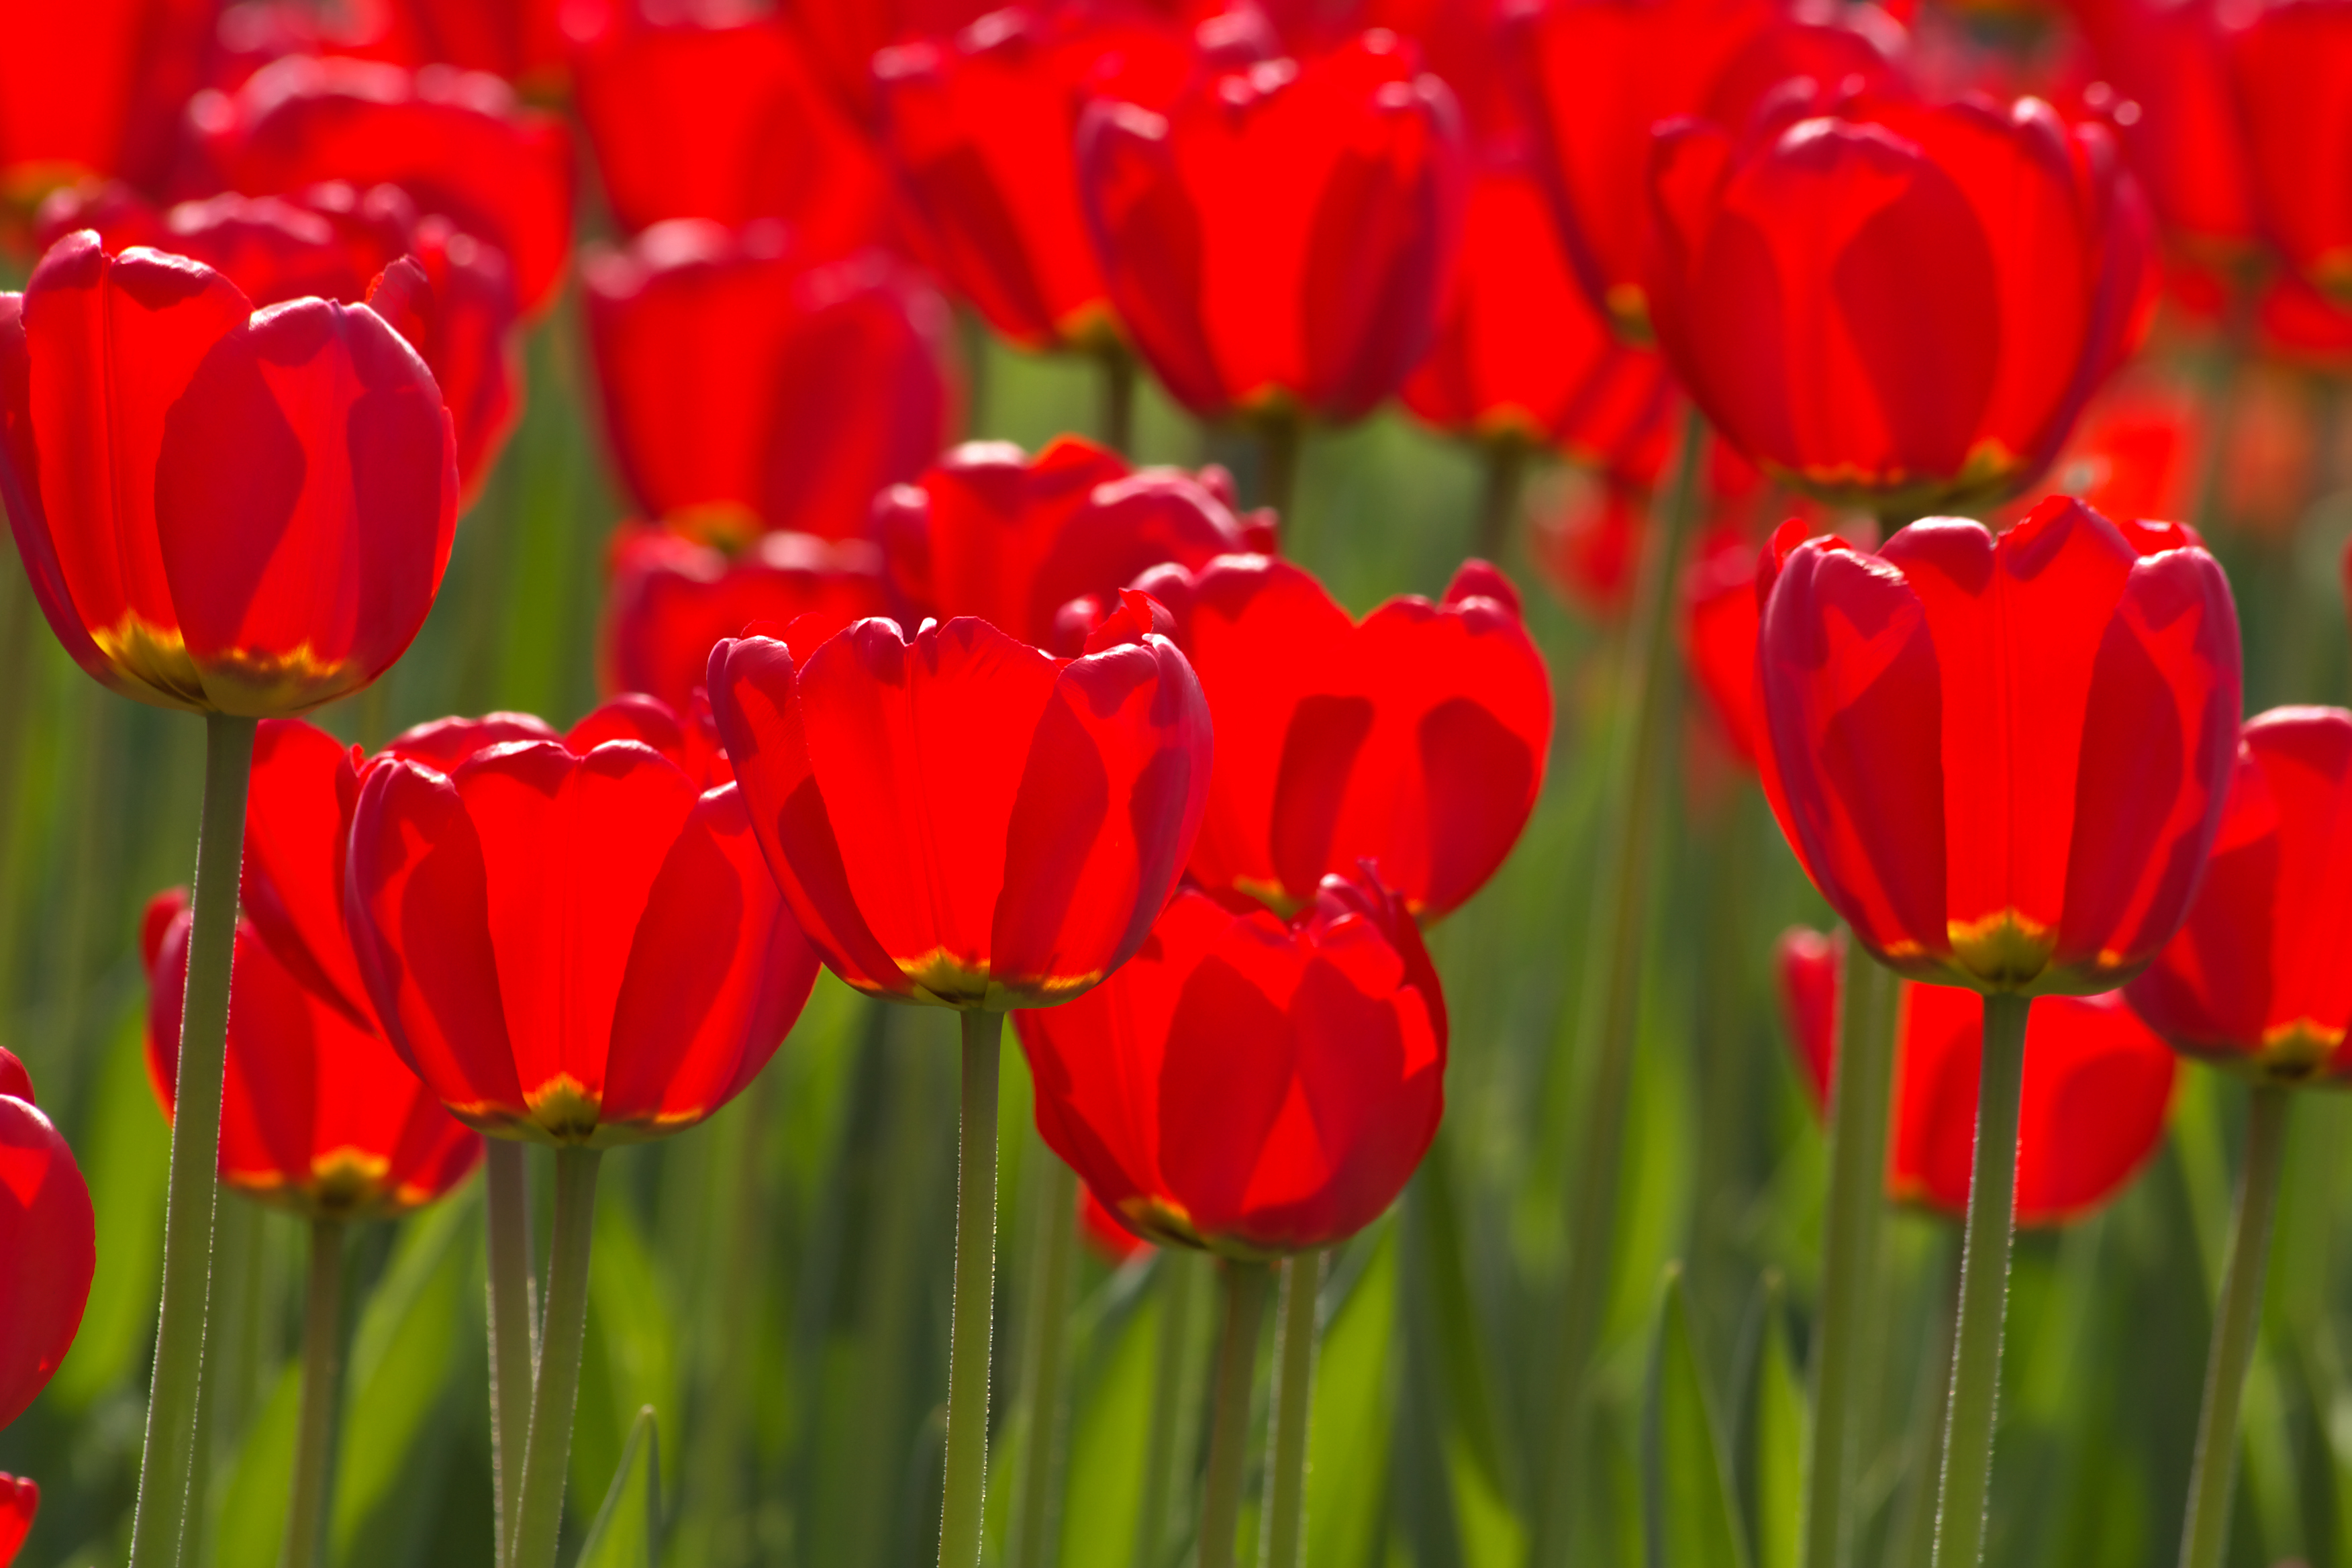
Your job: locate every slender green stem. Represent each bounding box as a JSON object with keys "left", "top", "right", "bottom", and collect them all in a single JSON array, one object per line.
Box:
[
  {"left": 1098, "top": 345, "right": 1136, "bottom": 458},
  {"left": 938, "top": 1010, "right": 1005, "bottom": 1568},
  {"left": 1475, "top": 438, "right": 1531, "bottom": 562},
  {"left": 128, "top": 712, "right": 258, "bottom": 1568},
  {"left": 1802, "top": 942, "right": 1902, "bottom": 1568},
  {"left": 485, "top": 1138, "right": 538, "bottom": 1568},
  {"left": 1534, "top": 405, "right": 1706, "bottom": 1567},
  {"left": 1199, "top": 1260, "right": 1272, "bottom": 1568},
  {"left": 2177, "top": 1085, "right": 2294, "bottom": 1568},
  {"left": 1260, "top": 1252, "right": 1325, "bottom": 1568},
  {"left": 1259, "top": 414, "right": 1302, "bottom": 533},
  {"left": 282, "top": 1217, "right": 348, "bottom": 1568},
  {"left": 1929, "top": 991, "right": 2033, "bottom": 1568},
  {"left": 1134, "top": 1248, "right": 1202, "bottom": 1568},
  {"left": 507, "top": 1145, "right": 602, "bottom": 1568},
  {"left": 1009, "top": 1155, "right": 1079, "bottom": 1568}
]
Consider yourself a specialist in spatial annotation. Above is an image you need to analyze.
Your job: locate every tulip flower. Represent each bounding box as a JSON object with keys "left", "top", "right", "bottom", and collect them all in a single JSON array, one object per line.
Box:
[
  {"left": 189, "top": 56, "right": 575, "bottom": 314},
  {"left": 2224, "top": 1, "right": 2352, "bottom": 303},
  {"left": 342, "top": 0, "right": 571, "bottom": 91},
  {"left": 1680, "top": 524, "right": 1768, "bottom": 769},
  {"left": 1141, "top": 554, "right": 1551, "bottom": 920},
  {"left": 778, "top": 0, "right": 999, "bottom": 119},
  {"left": 0, "top": 1476, "right": 31, "bottom": 1567},
  {"left": 584, "top": 219, "right": 956, "bottom": 544},
  {"left": 0, "top": 0, "right": 214, "bottom": 200},
  {"left": 2070, "top": 0, "right": 2258, "bottom": 263},
  {"left": 0, "top": 1048, "right": 96, "bottom": 1433},
  {"left": 872, "top": 436, "right": 1273, "bottom": 651},
  {"left": 1646, "top": 91, "right": 2157, "bottom": 517},
  {"left": 1775, "top": 929, "right": 2176, "bottom": 1225},
  {"left": 1080, "top": 1181, "right": 1153, "bottom": 1264},
  {"left": 571, "top": 5, "right": 895, "bottom": 255},
  {"left": 1529, "top": 472, "right": 1647, "bottom": 621}
]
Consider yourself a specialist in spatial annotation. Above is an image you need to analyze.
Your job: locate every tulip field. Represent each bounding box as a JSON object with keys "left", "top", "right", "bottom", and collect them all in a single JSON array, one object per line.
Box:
[{"left": 7, "top": 3, "right": 2352, "bottom": 1568}]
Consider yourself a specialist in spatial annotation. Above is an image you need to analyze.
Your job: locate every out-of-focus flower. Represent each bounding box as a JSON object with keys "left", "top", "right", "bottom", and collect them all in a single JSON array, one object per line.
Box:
[
  {"left": 871, "top": 436, "right": 1273, "bottom": 650},
  {"left": 778, "top": 0, "right": 1001, "bottom": 119},
  {"left": 3, "top": 232, "right": 456, "bottom": 716},
  {"left": 334, "top": 0, "right": 573, "bottom": 92},
  {"left": 583, "top": 219, "right": 956, "bottom": 544},
  {"left": 0, "top": 1475, "right": 32, "bottom": 1566},
  {"left": 0, "top": 1048, "right": 95, "bottom": 1431},
  {"left": 2070, "top": 0, "right": 2257, "bottom": 263},
  {"left": 1530, "top": 471, "right": 1646, "bottom": 620},
  {"left": 1681, "top": 524, "right": 1766, "bottom": 767},
  {"left": 2224, "top": 0, "right": 2352, "bottom": 303},
  {"left": 1756, "top": 498, "right": 2241, "bottom": 995},
  {"left": 0, "top": 0, "right": 217, "bottom": 205},
  {"left": 707, "top": 591, "right": 1212, "bottom": 1011}
]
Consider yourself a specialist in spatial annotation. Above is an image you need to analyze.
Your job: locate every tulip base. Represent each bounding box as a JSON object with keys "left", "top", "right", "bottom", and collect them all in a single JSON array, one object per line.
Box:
[
  {"left": 2177, "top": 1084, "right": 2293, "bottom": 1568},
  {"left": 1929, "top": 991, "right": 2032, "bottom": 1568},
  {"left": 283, "top": 1217, "right": 348, "bottom": 1568},
  {"left": 1199, "top": 1259, "right": 1272, "bottom": 1568},
  {"left": 938, "top": 1010, "right": 1005, "bottom": 1568},
  {"left": 507, "top": 1145, "right": 602, "bottom": 1568},
  {"left": 127, "top": 712, "right": 258, "bottom": 1568},
  {"left": 485, "top": 1139, "right": 538, "bottom": 1568},
  {"left": 1261, "top": 1251, "right": 1325, "bottom": 1568}
]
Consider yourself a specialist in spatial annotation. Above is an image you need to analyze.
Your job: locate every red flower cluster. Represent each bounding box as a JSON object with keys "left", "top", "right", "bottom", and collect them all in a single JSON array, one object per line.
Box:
[{"left": 0, "top": 1048, "right": 94, "bottom": 1432}]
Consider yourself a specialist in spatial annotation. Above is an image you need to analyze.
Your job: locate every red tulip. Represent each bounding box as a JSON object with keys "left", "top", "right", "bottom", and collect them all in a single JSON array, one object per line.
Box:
[
  {"left": 1144, "top": 554, "right": 1551, "bottom": 919},
  {"left": 777, "top": 0, "right": 1001, "bottom": 118},
  {"left": 2125, "top": 707, "right": 2352, "bottom": 1082},
  {"left": 1018, "top": 872, "right": 1446, "bottom": 1257},
  {"left": 340, "top": 0, "right": 572, "bottom": 89},
  {"left": 1774, "top": 928, "right": 2177, "bottom": 1224},
  {"left": 1075, "top": 30, "right": 1469, "bottom": 422},
  {"left": 37, "top": 181, "right": 522, "bottom": 503},
  {"left": 873, "top": 6, "right": 1191, "bottom": 352},
  {"left": 0, "top": 1048, "right": 95, "bottom": 1431},
  {"left": 1079, "top": 1180, "right": 1153, "bottom": 1263},
  {"left": 1681, "top": 525, "right": 1766, "bottom": 769},
  {"left": 0, "top": 0, "right": 215, "bottom": 199},
  {"left": 571, "top": 5, "right": 896, "bottom": 256},
  {"left": 583, "top": 220, "right": 956, "bottom": 544},
  {"left": 1530, "top": 470, "right": 1645, "bottom": 620},
  {"left": 0, "top": 1475, "right": 31, "bottom": 1566},
  {"left": 190, "top": 56, "right": 575, "bottom": 314},
  {"left": 1757, "top": 497, "right": 2241, "bottom": 995},
  {"left": 1363, "top": 0, "right": 1520, "bottom": 144},
  {"left": 344, "top": 696, "right": 820, "bottom": 1145},
  {"left": 2225, "top": 0, "right": 2352, "bottom": 302},
  {"left": 1645, "top": 91, "right": 2156, "bottom": 514},
  {"left": 872, "top": 436, "right": 1274, "bottom": 650},
  {"left": 142, "top": 888, "right": 485, "bottom": 1217},
  {"left": 707, "top": 590, "right": 1213, "bottom": 1010},
  {"left": 604, "top": 526, "right": 887, "bottom": 718},
  {"left": 3, "top": 232, "right": 457, "bottom": 716},
  {"left": 2070, "top": 0, "right": 2258, "bottom": 262}
]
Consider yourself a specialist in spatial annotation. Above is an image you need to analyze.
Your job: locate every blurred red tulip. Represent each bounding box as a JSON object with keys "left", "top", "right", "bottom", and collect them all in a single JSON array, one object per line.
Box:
[
  {"left": 1145, "top": 554, "right": 1551, "bottom": 920},
  {"left": 1019, "top": 872, "right": 1446, "bottom": 1257},
  {"left": 872, "top": 436, "right": 1273, "bottom": 650},
  {"left": 1681, "top": 526, "right": 1765, "bottom": 768},
  {"left": 1363, "top": 0, "right": 1520, "bottom": 143},
  {"left": 874, "top": 6, "right": 1191, "bottom": 352},
  {"left": 0, "top": 1475, "right": 31, "bottom": 1566},
  {"left": 707, "top": 591, "right": 1212, "bottom": 1011},
  {"left": 571, "top": 5, "right": 896, "bottom": 255},
  {"left": 779, "top": 0, "right": 1000, "bottom": 118},
  {"left": 1075, "top": 31, "right": 1469, "bottom": 422},
  {"left": 2225, "top": 0, "right": 2352, "bottom": 303},
  {"left": 1500, "top": 0, "right": 1904, "bottom": 340},
  {"left": 0, "top": 0, "right": 217, "bottom": 201},
  {"left": 1646, "top": 91, "right": 2155, "bottom": 515},
  {"left": 190, "top": 56, "right": 575, "bottom": 313},
  {"left": 583, "top": 219, "right": 955, "bottom": 544},
  {"left": 2070, "top": 0, "right": 2258, "bottom": 262},
  {"left": 2126, "top": 707, "right": 2352, "bottom": 1083},
  {"left": 38, "top": 181, "right": 522, "bottom": 503},
  {"left": 1530, "top": 471, "right": 1645, "bottom": 620},
  {"left": 604, "top": 526, "right": 887, "bottom": 717},
  {"left": 337, "top": 0, "right": 573, "bottom": 89},
  {"left": 1775, "top": 928, "right": 2176, "bottom": 1224},
  {"left": 1079, "top": 1179, "right": 1153, "bottom": 1263},
  {"left": 0, "top": 1049, "right": 95, "bottom": 1431},
  {"left": 142, "top": 888, "right": 484, "bottom": 1217},
  {"left": 345, "top": 697, "right": 820, "bottom": 1145},
  {"left": 3, "top": 232, "right": 456, "bottom": 716},
  {"left": 1757, "top": 497, "right": 2241, "bottom": 995}
]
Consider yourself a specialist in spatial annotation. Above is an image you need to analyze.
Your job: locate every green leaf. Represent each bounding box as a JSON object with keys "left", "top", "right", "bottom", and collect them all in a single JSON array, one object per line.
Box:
[
  {"left": 1058, "top": 1286, "right": 1159, "bottom": 1567},
  {"left": 44, "top": 1003, "right": 170, "bottom": 1408},
  {"left": 1645, "top": 1265, "right": 1750, "bottom": 1568},
  {"left": 575, "top": 1406, "right": 663, "bottom": 1568},
  {"left": 211, "top": 1361, "right": 300, "bottom": 1568},
  {"left": 1750, "top": 1284, "right": 1806, "bottom": 1568},
  {"left": 1309, "top": 1224, "right": 1398, "bottom": 1568},
  {"left": 574, "top": 1181, "right": 681, "bottom": 1525}
]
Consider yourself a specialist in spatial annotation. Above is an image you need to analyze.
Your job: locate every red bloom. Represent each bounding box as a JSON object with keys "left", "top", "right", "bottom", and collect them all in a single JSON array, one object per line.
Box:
[
  {"left": 1774, "top": 928, "right": 2177, "bottom": 1225},
  {"left": 1681, "top": 525, "right": 1766, "bottom": 768},
  {"left": 777, "top": 0, "right": 1000, "bottom": 118},
  {"left": 872, "top": 436, "right": 1273, "bottom": 650},
  {"left": 1075, "top": 32, "right": 1469, "bottom": 422},
  {"left": 0, "top": 1475, "right": 32, "bottom": 1567},
  {"left": 583, "top": 220, "right": 955, "bottom": 544},
  {"left": 874, "top": 6, "right": 1191, "bottom": 352},
  {"left": 3, "top": 232, "right": 456, "bottom": 716},
  {"left": 604, "top": 526, "right": 887, "bottom": 718},
  {"left": 0, "top": 1049, "right": 95, "bottom": 1431},
  {"left": 0, "top": 0, "right": 215, "bottom": 198},
  {"left": 2224, "top": 0, "right": 2352, "bottom": 302},
  {"left": 571, "top": 5, "right": 895, "bottom": 256},
  {"left": 38, "top": 181, "right": 522, "bottom": 503},
  {"left": 340, "top": 0, "right": 573, "bottom": 89},
  {"left": 1530, "top": 470, "right": 1645, "bottom": 620},
  {"left": 1018, "top": 873, "right": 1446, "bottom": 1257},
  {"left": 2125, "top": 707, "right": 2352, "bottom": 1082},
  {"left": 707, "top": 591, "right": 1213, "bottom": 1010},
  {"left": 1756, "top": 497, "right": 2241, "bottom": 995},
  {"left": 2071, "top": 0, "right": 2258, "bottom": 260},
  {"left": 1645, "top": 92, "right": 2156, "bottom": 513},
  {"left": 191, "top": 56, "right": 576, "bottom": 314},
  {"left": 1079, "top": 1180, "right": 1153, "bottom": 1263},
  {"left": 141, "top": 888, "right": 484, "bottom": 1218},
  {"left": 344, "top": 697, "right": 820, "bottom": 1144}
]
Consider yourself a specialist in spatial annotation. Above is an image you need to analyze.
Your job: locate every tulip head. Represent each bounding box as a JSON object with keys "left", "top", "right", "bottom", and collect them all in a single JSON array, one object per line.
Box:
[
  {"left": 0, "top": 1473, "right": 34, "bottom": 1566},
  {"left": 0, "top": 1048, "right": 95, "bottom": 1432}
]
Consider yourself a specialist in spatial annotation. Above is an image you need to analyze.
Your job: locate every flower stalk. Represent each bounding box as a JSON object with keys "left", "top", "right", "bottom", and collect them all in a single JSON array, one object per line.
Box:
[
  {"left": 938, "top": 1009, "right": 1006, "bottom": 1568},
  {"left": 282, "top": 1217, "right": 348, "bottom": 1568},
  {"left": 507, "top": 1145, "right": 602, "bottom": 1568},
  {"left": 1199, "top": 1259, "right": 1272, "bottom": 1568},
  {"left": 1261, "top": 1251, "right": 1326, "bottom": 1568}
]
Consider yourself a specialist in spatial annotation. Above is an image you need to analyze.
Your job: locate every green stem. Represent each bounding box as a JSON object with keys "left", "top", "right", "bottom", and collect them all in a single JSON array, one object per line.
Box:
[
  {"left": 1928, "top": 991, "right": 2033, "bottom": 1568},
  {"left": 938, "top": 1010, "right": 1005, "bottom": 1568},
  {"left": 127, "top": 712, "right": 258, "bottom": 1568},
  {"left": 1133, "top": 1248, "right": 1202, "bottom": 1568},
  {"left": 282, "top": 1217, "right": 348, "bottom": 1568},
  {"left": 485, "top": 1138, "right": 538, "bottom": 1568},
  {"left": 1534, "top": 404, "right": 1706, "bottom": 1566},
  {"left": 1475, "top": 438, "right": 1531, "bottom": 562},
  {"left": 1802, "top": 942, "right": 1902, "bottom": 1568},
  {"left": 1199, "top": 1260, "right": 1272, "bottom": 1568},
  {"left": 1009, "top": 1155, "right": 1079, "bottom": 1568},
  {"left": 1260, "top": 1252, "right": 1324, "bottom": 1568},
  {"left": 2176, "top": 1085, "right": 2294, "bottom": 1568},
  {"left": 1098, "top": 345, "right": 1136, "bottom": 458},
  {"left": 507, "top": 1145, "right": 602, "bottom": 1568},
  {"left": 1259, "top": 415, "right": 1302, "bottom": 534}
]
